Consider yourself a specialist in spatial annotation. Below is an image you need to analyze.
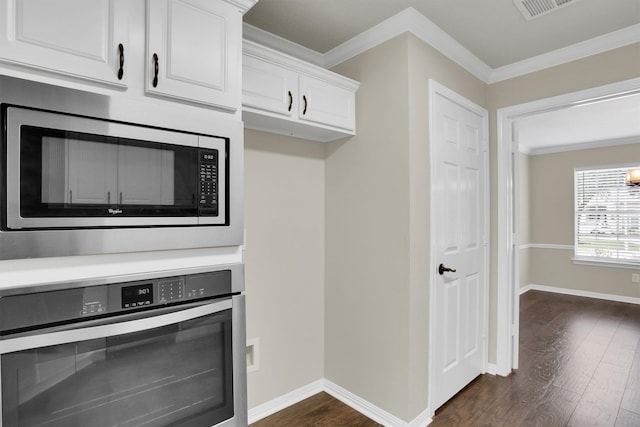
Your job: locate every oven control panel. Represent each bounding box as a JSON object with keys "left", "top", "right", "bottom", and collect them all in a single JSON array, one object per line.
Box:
[
  {"left": 0, "top": 268, "right": 237, "bottom": 333},
  {"left": 122, "top": 283, "right": 154, "bottom": 308},
  {"left": 116, "top": 270, "right": 231, "bottom": 311}
]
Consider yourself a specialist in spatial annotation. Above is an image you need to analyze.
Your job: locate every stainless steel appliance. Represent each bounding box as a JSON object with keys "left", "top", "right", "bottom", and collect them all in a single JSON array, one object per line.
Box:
[
  {"left": 0, "top": 263, "right": 246, "bottom": 427},
  {"left": 0, "top": 75, "right": 243, "bottom": 259}
]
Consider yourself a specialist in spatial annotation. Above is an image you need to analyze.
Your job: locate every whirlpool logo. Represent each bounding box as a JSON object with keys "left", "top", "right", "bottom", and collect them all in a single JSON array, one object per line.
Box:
[{"left": 108, "top": 209, "right": 123, "bottom": 215}]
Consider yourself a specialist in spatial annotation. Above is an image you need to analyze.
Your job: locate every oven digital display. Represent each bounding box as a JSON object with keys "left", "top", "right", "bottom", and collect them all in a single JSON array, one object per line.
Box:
[{"left": 122, "top": 283, "right": 154, "bottom": 308}]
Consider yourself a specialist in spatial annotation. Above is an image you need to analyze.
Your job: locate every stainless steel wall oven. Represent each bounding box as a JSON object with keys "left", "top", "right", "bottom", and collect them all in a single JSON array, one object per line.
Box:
[
  {"left": 0, "top": 75, "right": 243, "bottom": 259},
  {"left": 0, "top": 263, "right": 246, "bottom": 427}
]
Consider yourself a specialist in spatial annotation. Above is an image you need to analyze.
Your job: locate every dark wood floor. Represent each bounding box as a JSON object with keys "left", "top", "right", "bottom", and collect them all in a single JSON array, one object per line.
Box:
[{"left": 251, "top": 291, "right": 640, "bottom": 426}]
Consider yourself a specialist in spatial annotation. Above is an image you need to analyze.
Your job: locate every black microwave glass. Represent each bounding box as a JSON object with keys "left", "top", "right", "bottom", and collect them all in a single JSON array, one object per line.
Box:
[{"left": 20, "top": 125, "right": 204, "bottom": 218}]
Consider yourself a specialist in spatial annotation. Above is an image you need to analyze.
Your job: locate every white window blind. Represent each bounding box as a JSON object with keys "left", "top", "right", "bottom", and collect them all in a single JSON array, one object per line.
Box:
[{"left": 575, "top": 165, "right": 640, "bottom": 264}]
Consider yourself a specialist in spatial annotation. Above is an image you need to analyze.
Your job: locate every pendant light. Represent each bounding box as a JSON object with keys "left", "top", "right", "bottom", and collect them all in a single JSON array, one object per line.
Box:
[{"left": 626, "top": 168, "right": 640, "bottom": 186}]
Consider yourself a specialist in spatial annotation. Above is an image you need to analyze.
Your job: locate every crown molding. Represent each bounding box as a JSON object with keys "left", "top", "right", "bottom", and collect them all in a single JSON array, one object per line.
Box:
[
  {"left": 324, "top": 8, "right": 493, "bottom": 81},
  {"left": 244, "top": 8, "right": 640, "bottom": 85},
  {"left": 243, "top": 24, "right": 326, "bottom": 66},
  {"left": 488, "top": 23, "right": 640, "bottom": 83},
  {"left": 227, "top": 0, "right": 258, "bottom": 15}
]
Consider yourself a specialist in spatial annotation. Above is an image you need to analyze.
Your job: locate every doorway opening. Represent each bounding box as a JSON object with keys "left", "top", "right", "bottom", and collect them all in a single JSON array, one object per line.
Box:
[{"left": 495, "top": 77, "right": 640, "bottom": 375}]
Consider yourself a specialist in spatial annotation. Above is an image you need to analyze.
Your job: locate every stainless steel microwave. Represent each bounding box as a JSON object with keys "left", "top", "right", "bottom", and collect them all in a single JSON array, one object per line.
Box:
[{"left": 0, "top": 76, "right": 243, "bottom": 259}]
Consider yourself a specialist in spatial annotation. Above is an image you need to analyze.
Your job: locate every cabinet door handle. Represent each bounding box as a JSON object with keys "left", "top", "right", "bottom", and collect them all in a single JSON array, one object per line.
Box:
[
  {"left": 152, "top": 53, "right": 159, "bottom": 88},
  {"left": 302, "top": 95, "right": 308, "bottom": 115},
  {"left": 117, "top": 43, "right": 124, "bottom": 80},
  {"left": 69, "top": 190, "right": 73, "bottom": 204},
  {"left": 107, "top": 191, "right": 111, "bottom": 205},
  {"left": 119, "top": 192, "right": 123, "bottom": 205},
  {"left": 288, "top": 90, "right": 293, "bottom": 112}
]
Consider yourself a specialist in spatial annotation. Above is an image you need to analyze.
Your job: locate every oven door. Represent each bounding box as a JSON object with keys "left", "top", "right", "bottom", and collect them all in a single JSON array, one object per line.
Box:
[{"left": 0, "top": 296, "right": 246, "bottom": 427}]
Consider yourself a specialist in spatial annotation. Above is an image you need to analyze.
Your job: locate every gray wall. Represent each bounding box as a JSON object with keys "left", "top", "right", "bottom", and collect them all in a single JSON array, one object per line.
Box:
[
  {"left": 522, "top": 143, "right": 640, "bottom": 298},
  {"left": 244, "top": 36, "right": 640, "bottom": 421},
  {"left": 244, "top": 130, "right": 325, "bottom": 408},
  {"left": 326, "top": 33, "right": 486, "bottom": 422}
]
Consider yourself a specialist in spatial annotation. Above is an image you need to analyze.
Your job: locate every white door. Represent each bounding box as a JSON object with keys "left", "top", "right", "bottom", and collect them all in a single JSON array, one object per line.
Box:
[{"left": 430, "top": 81, "right": 488, "bottom": 410}]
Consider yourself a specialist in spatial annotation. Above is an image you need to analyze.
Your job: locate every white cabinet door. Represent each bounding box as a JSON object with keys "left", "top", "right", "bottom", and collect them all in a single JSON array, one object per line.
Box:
[
  {"left": 298, "top": 74, "right": 355, "bottom": 131},
  {"left": 0, "top": 0, "right": 129, "bottom": 86},
  {"left": 243, "top": 55, "right": 297, "bottom": 117},
  {"left": 146, "top": 0, "right": 241, "bottom": 111},
  {"left": 117, "top": 145, "right": 175, "bottom": 205},
  {"left": 66, "top": 140, "right": 118, "bottom": 205}
]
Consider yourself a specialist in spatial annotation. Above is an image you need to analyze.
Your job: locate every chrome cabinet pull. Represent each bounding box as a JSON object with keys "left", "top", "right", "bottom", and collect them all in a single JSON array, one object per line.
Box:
[
  {"left": 288, "top": 90, "right": 293, "bottom": 112},
  {"left": 69, "top": 190, "right": 73, "bottom": 204},
  {"left": 152, "top": 53, "right": 159, "bottom": 88},
  {"left": 302, "top": 95, "right": 308, "bottom": 115},
  {"left": 117, "top": 43, "right": 125, "bottom": 80},
  {"left": 107, "top": 191, "right": 111, "bottom": 205},
  {"left": 119, "top": 192, "right": 123, "bottom": 205}
]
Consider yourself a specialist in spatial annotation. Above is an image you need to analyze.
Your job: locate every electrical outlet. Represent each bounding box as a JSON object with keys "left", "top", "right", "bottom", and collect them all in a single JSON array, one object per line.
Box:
[
  {"left": 632, "top": 273, "right": 640, "bottom": 283},
  {"left": 246, "top": 338, "right": 259, "bottom": 373}
]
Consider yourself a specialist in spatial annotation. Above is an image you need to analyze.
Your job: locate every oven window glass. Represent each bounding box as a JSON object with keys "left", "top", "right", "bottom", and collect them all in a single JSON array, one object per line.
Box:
[
  {"left": 1, "top": 310, "right": 234, "bottom": 427},
  {"left": 19, "top": 126, "right": 200, "bottom": 218}
]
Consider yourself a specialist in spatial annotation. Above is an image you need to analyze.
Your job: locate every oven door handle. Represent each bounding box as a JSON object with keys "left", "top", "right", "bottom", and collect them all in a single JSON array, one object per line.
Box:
[{"left": 0, "top": 299, "right": 232, "bottom": 354}]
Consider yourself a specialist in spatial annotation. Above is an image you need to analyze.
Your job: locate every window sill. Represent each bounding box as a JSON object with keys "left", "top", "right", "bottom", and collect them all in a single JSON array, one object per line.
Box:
[{"left": 572, "top": 257, "right": 640, "bottom": 270}]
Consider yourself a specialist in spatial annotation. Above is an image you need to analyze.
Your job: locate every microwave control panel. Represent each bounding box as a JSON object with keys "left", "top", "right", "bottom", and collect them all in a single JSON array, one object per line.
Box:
[{"left": 198, "top": 149, "right": 218, "bottom": 214}]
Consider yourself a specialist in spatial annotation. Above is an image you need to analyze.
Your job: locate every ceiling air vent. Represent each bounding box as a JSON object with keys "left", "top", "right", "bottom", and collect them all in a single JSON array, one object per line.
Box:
[{"left": 513, "top": 0, "right": 582, "bottom": 20}]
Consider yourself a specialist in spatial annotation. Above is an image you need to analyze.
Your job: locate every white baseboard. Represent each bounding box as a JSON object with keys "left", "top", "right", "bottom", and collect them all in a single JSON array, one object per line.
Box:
[
  {"left": 247, "top": 380, "right": 324, "bottom": 424},
  {"left": 521, "top": 283, "right": 640, "bottom": 305},
  {"left": 323, "top": 379, "right": 433, "bottom": 427},
  {"left": 248, "top": 378, "right": 433, "bottom": 426},
  {"left": 486, "top": 363, "right": 498, "bottom": 375}
]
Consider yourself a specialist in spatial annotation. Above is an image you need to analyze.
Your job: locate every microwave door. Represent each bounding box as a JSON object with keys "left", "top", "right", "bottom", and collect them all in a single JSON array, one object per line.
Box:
[{"left": 5, "top": 107, "right": 203, "bottom": 229}]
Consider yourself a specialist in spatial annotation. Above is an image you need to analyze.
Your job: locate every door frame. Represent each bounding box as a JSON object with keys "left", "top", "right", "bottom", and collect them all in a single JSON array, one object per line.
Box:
[
  {"left": 494, "top": 77, "right": 640, "bottom": 376},
  {"left": 428, "top": 79, "right": 490, "bottom": 413}
]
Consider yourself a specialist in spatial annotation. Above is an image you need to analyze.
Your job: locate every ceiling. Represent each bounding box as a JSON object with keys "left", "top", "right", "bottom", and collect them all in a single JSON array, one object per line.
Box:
[
  {"left": 244, "top": 0, "right": 640, "bottom": 152},
  {"left": 244, "top": 0, "right": 640, "bottom": 68}
]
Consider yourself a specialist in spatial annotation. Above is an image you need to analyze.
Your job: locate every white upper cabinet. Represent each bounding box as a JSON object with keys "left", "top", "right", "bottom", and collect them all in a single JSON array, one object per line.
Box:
[
  {"left": 0, "top": 0, "right": 129, "bottom": 86},
  {"left": 243, "top": 54, "right": 297, "bottom": 118},
  {"left": 146, "top": 0, "right": 242, "bottom": 111},
  {"left": 298, "top": 74, "right": 355, "bottom": 131},
  {"left": 0, "top": 0, "right": 255, "bottom": 111},
  {"left": 242, "top": 40, "right": 359, "bottom": 143}
]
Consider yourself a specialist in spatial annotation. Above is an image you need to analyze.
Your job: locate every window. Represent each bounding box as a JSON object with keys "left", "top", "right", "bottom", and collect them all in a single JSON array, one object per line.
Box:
[{"left": 575, "top": 164, "right": 640, "bottom": 265}]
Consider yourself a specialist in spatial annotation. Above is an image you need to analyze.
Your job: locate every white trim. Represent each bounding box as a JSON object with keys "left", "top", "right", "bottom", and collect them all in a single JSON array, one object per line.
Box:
[
  {"left": 520, "top": 243, "right": 640, "bottom": 268},
  {"left": 243, "top": 10, "right": 640, "bottom": 85},
  {"left": 486, "top": 363, "right": 498, "bottom": 376},
  {"left": 495, "top": 98, "right": 516, "bottom": 378},
  {"left": 428, "top": 80, "right": 491, "bottom": 411},
  {"left": 520, "top": 284, "right": 640, "bottom": 305},
  {"left": 324, "top": 379, "right": 433, "bottom": 427},
  {"left": 572, "top": 258, "right": 640, "bottom": 270},
  {"left": 324, "top": 8, "right": 492, "bottom": 82},
  {"left": 520, "top": 243, "right": 573, "bottom": 250},
  {"left": 247, "top": 380, "right": 324, "bottom": 424},
  {"left": 497, "top": 77, "right": 640, "bottom": 384},
  {"left": 243, "top": 24, "right": 325, "bottom": 67},
  {"left": 248, "top": 379, "right": 434, "bottom": 427},
  {"left": 521, "top": 135, "right": 640, "bottom": 155},
  {"left": 488, "top": 23, "right": 640, "bottom": 83}
]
